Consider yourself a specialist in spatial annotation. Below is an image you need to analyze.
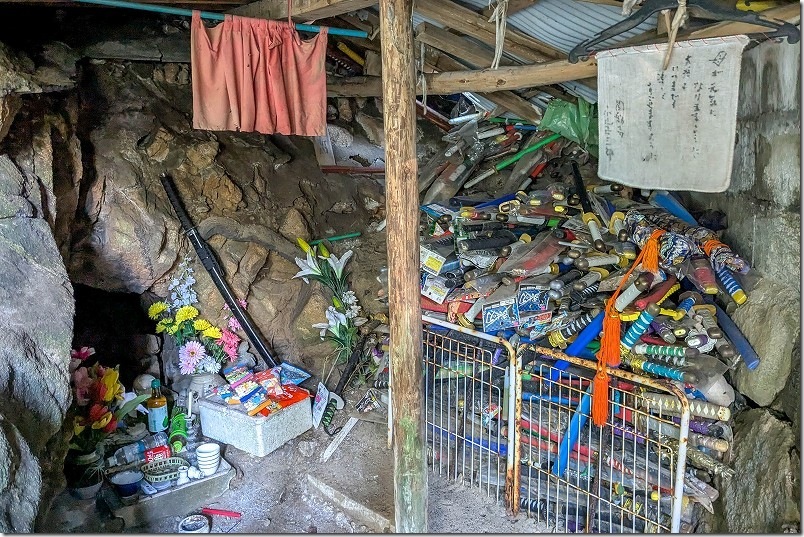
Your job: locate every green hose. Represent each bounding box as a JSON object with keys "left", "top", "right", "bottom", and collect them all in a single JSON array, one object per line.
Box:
[
  {"left": 309, "top": 231, "right": 362, "bottom": 245},
  {"left": 494, "top": 132, "right": 562, "bottom": 172}
]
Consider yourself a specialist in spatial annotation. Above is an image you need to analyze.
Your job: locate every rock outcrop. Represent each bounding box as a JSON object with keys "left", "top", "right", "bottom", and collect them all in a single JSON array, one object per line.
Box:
[{"left": 0, "top": 156, "right": 74, "bottom": 532}]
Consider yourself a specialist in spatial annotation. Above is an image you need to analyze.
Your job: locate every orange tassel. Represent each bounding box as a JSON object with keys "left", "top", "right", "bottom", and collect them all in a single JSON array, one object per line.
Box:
[
  {"left": 641, "top": 229, "right": 664, "bottom": 273},
  {"left": 599, "top": 307, "right": 621, "bottom": 367},
  {"left": 591, "top": 368, "right": 609, "bottom": 427}
]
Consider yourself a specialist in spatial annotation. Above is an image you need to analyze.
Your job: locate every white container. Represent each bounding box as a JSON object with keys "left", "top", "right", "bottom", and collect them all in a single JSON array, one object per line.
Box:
[{"left": 199, "top": 395, "right": 313, "bottom": 457}]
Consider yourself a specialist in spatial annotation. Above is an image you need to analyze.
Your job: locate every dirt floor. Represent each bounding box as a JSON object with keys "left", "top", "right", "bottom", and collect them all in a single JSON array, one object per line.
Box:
[{"left": 43, "top": 384, "right": 552, "bottom": 534}]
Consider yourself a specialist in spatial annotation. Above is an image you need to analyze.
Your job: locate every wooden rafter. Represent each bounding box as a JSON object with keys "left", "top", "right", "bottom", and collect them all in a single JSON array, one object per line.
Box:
[
  {"left": 229, "top": 0, "right": 376, "bottom": 21},
  {"left": 413, "top": 0, "right": 562, "bottom": 63},
  {"left": 482, "top": 0, "right": 542, "bottom": 18},
  {"left": 328, "top": 58, "right": 598, "bottom": 96},
  {"left": 415, "top": 22, "right": 514, "bottom": 69}
]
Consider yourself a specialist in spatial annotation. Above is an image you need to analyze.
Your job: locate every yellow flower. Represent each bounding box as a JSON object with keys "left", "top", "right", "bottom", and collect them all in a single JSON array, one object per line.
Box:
[
  {"left": 73, "top": 416, "right": 85, "bottom": 436},
  {"left": 115, "top": 383, "right": 125, "bottom": 402},
  {"left": 167, "top": 323, "right": 181, "bottom": 335},
  {"left": 193, "top": 319, "right": 212, "bottom": 331},
  {"left": 296, "top": 237, "right": 312, "bottom": 254},
  {"left": 148, "top": 301, "right": 169, "bottom": 320},
  {"left": 175, "top": 306, "right": 199, "bottom": 323},
  {"left": 318, "top": 242, "right": 330, "bottom": 258},
  {"left": 202, "top": 326, "right": 222, "bottom": 339},
  {"left": 92, "top": 411, "right": 113, "bottom": 430},
  {"left": 156, "top": 318, "right": 173, "bottom": 334},
  {"left": 101, "top": 368, "right": 120, "bottom": 402},
  {"left": 333, "top": 295, "right": 344, "bottom": 310}
]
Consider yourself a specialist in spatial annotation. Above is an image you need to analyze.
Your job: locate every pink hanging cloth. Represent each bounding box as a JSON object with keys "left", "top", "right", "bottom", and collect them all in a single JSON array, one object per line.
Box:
[{"left": 191, "top": 10, "right": 328, "bottom": 136}]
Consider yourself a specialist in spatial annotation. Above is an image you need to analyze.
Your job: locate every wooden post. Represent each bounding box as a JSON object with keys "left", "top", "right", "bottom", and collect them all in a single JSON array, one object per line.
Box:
[{"left": 379, "top": 0, "right": 427, "bottom": 532}]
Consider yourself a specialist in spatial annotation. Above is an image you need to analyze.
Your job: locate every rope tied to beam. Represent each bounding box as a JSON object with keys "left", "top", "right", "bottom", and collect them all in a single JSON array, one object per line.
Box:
[{"left": 487, "top": 0, "right": 509, "bottom": 70}]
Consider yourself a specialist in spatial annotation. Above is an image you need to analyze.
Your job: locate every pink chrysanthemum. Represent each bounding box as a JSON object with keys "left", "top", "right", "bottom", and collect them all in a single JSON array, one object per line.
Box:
[
  {"left": 179, "top": 340, "right": 206, "bottom": 375},
  {"left": 228, "top": 316, "right": 242, "bottom": 332}
]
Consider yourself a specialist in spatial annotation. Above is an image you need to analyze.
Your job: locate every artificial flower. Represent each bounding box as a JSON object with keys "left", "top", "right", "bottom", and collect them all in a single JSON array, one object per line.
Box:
[
  {"left": 296, "top": 237, "right": 313, "bottom": 254},
  {"left": 175, "top": 305, "right": 199, "bottom": 324},
  {"left": 100, "top": 368, "right": 120, "bottom": 402},
  {"left": 318, "top": 241, "right": 330, "bottom": 258},
  {"left": 88, "top": 403, "right": 109, "bottom": 423},
  {"left": 89, "top": 379, "right": 108, "bottom": 403},
  {"left": 293, "top": 250, "right": 323, "bottom": 284},
  {"left": 228, "top": 316, "right": 242, "bottom": 332},
  {"left": 71, "top": 347, "right": 96, "bottom": 361},
  {"left": 73, "top": 416, "right": 86, "bottom": 436},
  {"left": 103, "top": 416, "right": 118, "bottom": 434},
  {"left": 193, "top": 318, "right": 212, "bottom": 331},
  {"left": 147, "top": 301, "right": 169, "bottom": 320},
  {"left": 325, "top": 250, "right": 353, "bottom": 279},
  {"left": 179, "top": 340, "right": 206, "bottom": 375},
  {"left": 72, "top": 367, "right": 92, "bottom": 406},
  {"left": 167, "top": 323, "right": 181, "bottom": 335},
  {"left": 92, "top": 410, "right": 113, "bottom": 430},
  {"left": 155, "top": 318, "right": 173, "bottom": 334},
  {"left": 202, "top": 326, "right": 222, "bottom": 340}
]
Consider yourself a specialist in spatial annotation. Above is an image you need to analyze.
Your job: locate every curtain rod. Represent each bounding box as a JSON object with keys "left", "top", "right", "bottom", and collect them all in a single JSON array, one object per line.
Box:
[{"left": 71, "top": 0, "right": 370, "bottom": 38}]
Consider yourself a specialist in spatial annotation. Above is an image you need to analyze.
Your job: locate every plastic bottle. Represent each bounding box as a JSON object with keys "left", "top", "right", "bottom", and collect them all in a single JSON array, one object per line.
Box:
[
  {"left": 169, "top": 413, "right": 188, "bottom": 454},
  {"left": 146, "top": 379, "right": 168, "bottom": 433},
  {"left": 106, "top": 431, "right": 168, "bottom": 467}
]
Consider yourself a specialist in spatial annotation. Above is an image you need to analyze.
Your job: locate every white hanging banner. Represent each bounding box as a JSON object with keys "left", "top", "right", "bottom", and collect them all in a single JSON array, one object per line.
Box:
[{"left": 597, "top": 35, "right": 749, "bottom": 192}]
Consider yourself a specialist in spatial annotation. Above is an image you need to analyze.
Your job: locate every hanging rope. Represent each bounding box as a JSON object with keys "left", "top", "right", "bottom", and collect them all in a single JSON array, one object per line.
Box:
[
  {"left": 487, "top": 0, "right": 509, "bottom": 70},
  {"left": 662, "top": 0, "right": 688, "bottom": 70},
  {"left": 418, "top": 40, "right": 428, "bottom": 111}
]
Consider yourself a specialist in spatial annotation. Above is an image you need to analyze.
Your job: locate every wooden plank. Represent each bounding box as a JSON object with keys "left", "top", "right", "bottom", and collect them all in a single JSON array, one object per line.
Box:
[
  {"left": 415, "top": 22, "right": 514, "bottom": 69},
  {"left": 413, "top": 0, "right": 562, "bottom": 63},
  {"left": 328, "top": 58, "right": 598, "bottom": 96},
  {"left": 482, "top": 0, "right": 541, "bottom": 18},
  {"left": 424, "top": 52, "right": 542, "bottom": 123},
  {"left": 379, "top": 0, "right": 427, "bottom": 532},
  {"left": 230, "top": 0, "right": 376, "bottom": 21}
]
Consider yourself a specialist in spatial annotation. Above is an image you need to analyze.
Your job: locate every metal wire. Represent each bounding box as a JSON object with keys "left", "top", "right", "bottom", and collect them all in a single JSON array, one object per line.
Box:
[
  {"left": 421, "top": 316, "right": 516, "bottom": 504},
  {"left": 515, "top": 345, "right": 691, "bottom": 533}
]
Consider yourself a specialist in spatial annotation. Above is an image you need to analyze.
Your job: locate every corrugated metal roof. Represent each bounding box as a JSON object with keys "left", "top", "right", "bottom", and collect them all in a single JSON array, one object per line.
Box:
[
  {"left": 410, "top": 0, "right": 656, "bottom": 107},
  {"left": 458, "top": 0, "right": 659, "bottom": 54}
]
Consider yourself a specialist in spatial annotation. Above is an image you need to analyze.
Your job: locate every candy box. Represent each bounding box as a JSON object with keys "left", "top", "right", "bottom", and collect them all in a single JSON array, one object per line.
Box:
[{"left": 482, "top": 285, "right": 520, "bottom": 333}]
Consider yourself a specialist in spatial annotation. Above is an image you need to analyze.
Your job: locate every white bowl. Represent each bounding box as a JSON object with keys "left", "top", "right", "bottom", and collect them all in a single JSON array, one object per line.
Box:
[{"left": 195, "top": 443, "right": 220, "bottom": 456}]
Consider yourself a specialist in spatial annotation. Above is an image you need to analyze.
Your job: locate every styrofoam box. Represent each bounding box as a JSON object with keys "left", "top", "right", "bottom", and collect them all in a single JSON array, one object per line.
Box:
[{"left": 199, "top": 395, "right": 313, "bottom": 457}]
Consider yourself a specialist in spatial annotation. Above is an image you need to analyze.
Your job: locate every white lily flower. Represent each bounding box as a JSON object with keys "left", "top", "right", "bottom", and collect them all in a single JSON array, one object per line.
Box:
[
  {"left": 325, "top": 305, "right": 348, "bottom": 328},
  {"left": 293, "top": 251, "right": 323, "bottom": 283},
  {"left": 311, "top": 322, "right": 330, "bottom": 339},
  {"left": 325, "top": 250, "right": 353, "bottom": 279}
]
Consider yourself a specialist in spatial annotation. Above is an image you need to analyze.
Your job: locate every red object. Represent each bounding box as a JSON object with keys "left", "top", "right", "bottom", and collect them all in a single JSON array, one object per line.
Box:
[
  {"left": 421, "top": 296, "right": 471, "bottom": 314},
  {"left": 640, "top": 334, "right": 668, "bottom": 346},
  {"left": 202, "top": 507, "right": 242, "bottom": 519},
  {"left": 633, "top": 275, "right": 678, "bottom": 310},
  {"left": 191, "top": 11, "right": 328, "bottom": 136},
  {"left": 320, "top": 166, "right": 386, "bottom": 174},
  {"left": 145, "top": 445, "right": 171, "bottom": 462},
  {"left": 529, "top": 161, "right": 548, "bottom": 178}
]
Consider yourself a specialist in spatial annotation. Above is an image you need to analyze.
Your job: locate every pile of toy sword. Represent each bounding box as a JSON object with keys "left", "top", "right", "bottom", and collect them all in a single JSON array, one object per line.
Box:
[{"left": 414, "top": 118, "right": 758, "bottom": 531}]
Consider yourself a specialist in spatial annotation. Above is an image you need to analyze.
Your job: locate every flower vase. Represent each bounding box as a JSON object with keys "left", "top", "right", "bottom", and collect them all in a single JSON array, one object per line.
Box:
[
  {"left": 188, "top": 373, "right": 224, "bottom": 403},
  {"left": 65, "top": 444, "right": 105, "bottom": 499}
]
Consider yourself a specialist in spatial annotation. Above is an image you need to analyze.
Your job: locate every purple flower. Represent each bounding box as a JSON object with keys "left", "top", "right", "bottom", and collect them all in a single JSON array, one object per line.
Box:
[{"left": 179, "top": 340, "right": 207, "bottom": 375}]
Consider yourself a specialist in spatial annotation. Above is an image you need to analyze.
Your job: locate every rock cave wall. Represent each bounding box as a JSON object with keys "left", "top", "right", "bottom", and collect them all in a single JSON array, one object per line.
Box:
[
  {"left": 687, "top": 39, "right": 801, "bottom": 533},
  {"left": 0, "top": 42, "right": 77, "bottom": 532},
  {"left": 0, "top": 36, "right": 391, "bottom": 529}
]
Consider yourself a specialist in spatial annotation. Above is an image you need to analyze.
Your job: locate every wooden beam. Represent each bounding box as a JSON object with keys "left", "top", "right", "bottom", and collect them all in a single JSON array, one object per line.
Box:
[
  {"left": 379, "top": 0, "right": 427, "bottom": 532},
  {"left": 229, "top": 0, "right": 376, "bottom": 21},
  {"left": 415, "top": 22, "right": 514, "bottom": 69},
  {"left": 413, "top": 0, "right": 563, "bottom": 63},
  {"left": 482, "top": 0, "right": 541, "bottom": 18},
  {"left": 327, "top": 58, "right": 598, "bottom": 96},
  {"left": 423, "top": 50, "right": 542, "bottom": 123}
]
